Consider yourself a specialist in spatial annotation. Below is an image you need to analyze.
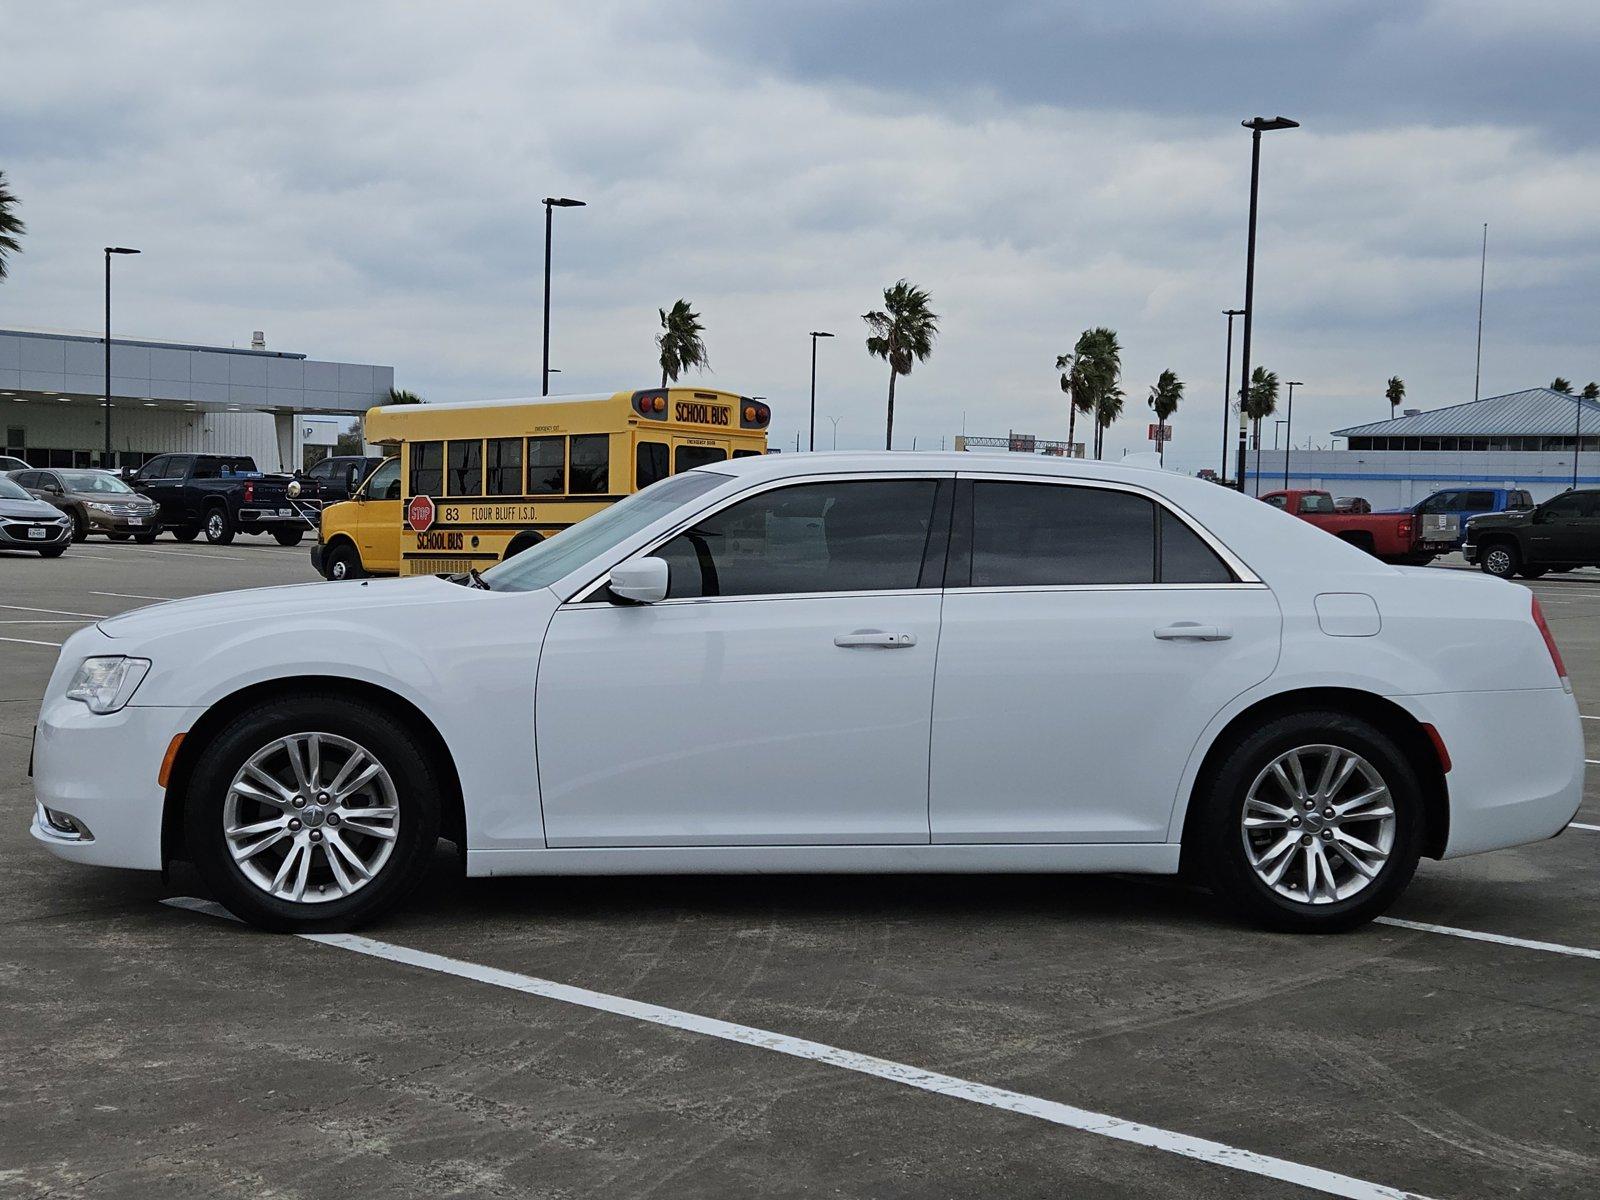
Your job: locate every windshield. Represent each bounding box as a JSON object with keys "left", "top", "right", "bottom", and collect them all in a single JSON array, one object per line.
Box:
[
  {"left": 1298, "top": 493, "right": 1335, "bottom": 514},
  {"left": 0, "top": 475, "right": 34, "bottom": 501},
  {"left": 59, "top": 470, "right": 132, "bottom": 494},
  {"left": 482, "top": 471, "right": 731, "bottom": 593}
]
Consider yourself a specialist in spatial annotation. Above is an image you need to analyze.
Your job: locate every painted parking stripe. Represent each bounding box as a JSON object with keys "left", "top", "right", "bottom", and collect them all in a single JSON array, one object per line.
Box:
[
  {"left": 1375, "top": 916, "right": 1600, "bottom": 961},
  {"left": 0, "top": 636, "right": 63, "bottom": 647},
  {"left": 1570, "top": 822, "right": 1600, "bottom": 833},
  {"left": 90, "top": 591, "right": 179, "bottom": 602},
  {"left": 0, "top": 603, "right": 111, "bottom": 619},
  {"left": 162, "top": 898, "right": 1430, "bottom": 1200},
  {"left": 90, "top": 545, "right": 244, "bottom": 561}
]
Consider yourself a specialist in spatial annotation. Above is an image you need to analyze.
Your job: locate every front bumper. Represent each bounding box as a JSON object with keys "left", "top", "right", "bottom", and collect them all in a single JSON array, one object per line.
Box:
[
  {"left": 1461, "top": 540, "right": 1480, "bottom": 564},
  {"left": 30, "top": 695, "right": 204, "bottom": 870},
  {"left": 309, "top": 542, "right": 328, "bottom": 575},
  {"left": 0, "top": 518, "right": 71, "bottom": 548},
  {"left": 86, "top": 507, "right": 158, "bottom": 534}
]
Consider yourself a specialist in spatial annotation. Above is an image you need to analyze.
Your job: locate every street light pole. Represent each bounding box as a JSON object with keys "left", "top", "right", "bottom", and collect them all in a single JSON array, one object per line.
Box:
[
  {"left": 1221, "top": 308, "right": 1244, "bottom": 482},
  {"left": 103, "top": 246, "right": 140, "bottom": 469},
  {"left": 827, "top": 415, "right": 842, "bottom": 449},
  {"left": 807, "top": 331, "right": 834, "bottom": 451},
  {"left": 541, "top": 197, "right": 585, "bottom": 396},
  {"left": 1282, "top": 380, "right": 1302, "bottom": 490},
  {"left": 1236, "top": 116, "right": 1299, "bottom": 493}
]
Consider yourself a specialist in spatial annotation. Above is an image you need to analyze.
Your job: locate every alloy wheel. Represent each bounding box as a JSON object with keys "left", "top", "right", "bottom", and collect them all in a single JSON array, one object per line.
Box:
[
  {"left": 1239, "top": 744, "right": 1396, "bottom": 906},
  {"left": 222, "top": 732, "right": 400, "bottom": 904},
  {"left": 1485, "top": 548, "right": 1513, "bottom": 576}
]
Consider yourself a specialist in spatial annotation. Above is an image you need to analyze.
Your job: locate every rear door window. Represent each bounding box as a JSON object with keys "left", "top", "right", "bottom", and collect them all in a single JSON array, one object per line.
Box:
[
  {"left": 410, "top": 442, "right": 443, "bottom": 497},
  {"left": 675, "top": 445, "right": 728, "bottom": 474},
  {"left": 1460, "top": 491, "right": 1495, "bottom": 509},
  {"left": 636, "top": 442, "right": 669, "bottom": 489},
  {"left": 956, "top": 481, "right": 1157, "bottom": 587}
]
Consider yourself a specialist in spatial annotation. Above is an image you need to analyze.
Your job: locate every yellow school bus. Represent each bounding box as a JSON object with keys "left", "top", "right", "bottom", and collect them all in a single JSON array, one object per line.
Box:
[{"left": 311, "top": 388, "right": 771, "bottom": 579}]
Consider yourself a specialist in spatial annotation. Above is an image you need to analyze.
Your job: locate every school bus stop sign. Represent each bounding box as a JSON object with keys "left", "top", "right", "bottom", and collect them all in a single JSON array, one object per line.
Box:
[{"left": 407, "top": 494, "right": 436, "bottom": 532}]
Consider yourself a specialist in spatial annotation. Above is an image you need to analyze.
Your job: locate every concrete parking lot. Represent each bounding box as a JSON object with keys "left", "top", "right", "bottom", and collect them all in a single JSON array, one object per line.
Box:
[{"left": 2, "top": 541, "right": 1597, "bottom": 1199}]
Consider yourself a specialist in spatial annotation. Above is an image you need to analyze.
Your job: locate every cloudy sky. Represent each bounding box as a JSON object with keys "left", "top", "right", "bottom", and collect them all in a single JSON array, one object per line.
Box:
[{"left": 3, "top": 0, "right": 1597, "bottom": 467}]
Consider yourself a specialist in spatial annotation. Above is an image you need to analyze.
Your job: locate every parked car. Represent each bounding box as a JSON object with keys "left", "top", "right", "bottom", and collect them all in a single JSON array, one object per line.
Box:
[
  {"left": 0, "top": 472, "right": 73, "bottom": 556},
  {"left": 31, "top": 454, "right": 1583, "bottom": 935},
  {"left": 288, "top": 455, "right": 387, "bottom": 510},
  {"left": 1394, "top": 487, "right": 1535, "bottom": 550},
  {"left": 0, "top": 454, "right": 29, "bottom": 473},
  {"left": 1333, "top": 496, "right": 1371, "bottom": 514},
  {"left": 128, "top": 453, "right": 305, "bottom": 545},
  {"left": 1464, "top": 488, "right": 1600, "bottom": 579},
  {"left": 1258, "top": 488, "right": 1451, "bottom": 565},
  {"left": 11, "top": 467, "right": 159, "bottom": 542}
]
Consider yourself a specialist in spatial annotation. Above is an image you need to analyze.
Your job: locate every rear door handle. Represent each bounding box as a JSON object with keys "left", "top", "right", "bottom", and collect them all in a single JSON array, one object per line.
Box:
[
  {"left": 834, "top": 629, "right": 917, "bottom": 649},
  {"left": 1153, "top": 623, "right": 1232, "bottom": 642}
]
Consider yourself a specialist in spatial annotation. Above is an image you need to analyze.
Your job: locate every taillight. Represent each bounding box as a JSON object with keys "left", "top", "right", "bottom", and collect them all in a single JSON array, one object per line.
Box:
[
  {"left": 243, "top": 482, "right": 254, "bottom": 503},
  {"left": 1531, "top": 595, "right": 1569, "bottom": 688},
  {"left": 1398, "top": 518, "right": 1411, "bottom": 538},
  {"left": 653, "top": 396, "right": 666, "bottom": 412}
]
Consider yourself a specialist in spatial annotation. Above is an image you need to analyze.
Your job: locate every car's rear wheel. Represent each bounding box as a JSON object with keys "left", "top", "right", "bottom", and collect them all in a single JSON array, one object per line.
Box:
[
  {"left": 1194, "top": 711, "right": 1423, "bottom": 933},
  {"left": 203, "top": 505, "right": 235, "bottom": 545},
  {"left": 185, "top": 696, "right": 441, "bottom": 931},
  {"left": 1520, "top": 566, "right": 1548, "bottom": 579},
  {"left": 1480, "top": 541, "right": 1519, "bottom": 579},
  {"left": 273, "top": 528, "right": 305, "bottom": 546},
  {"left": 171, "top": 525, "right": 199, "bottom": 542}
]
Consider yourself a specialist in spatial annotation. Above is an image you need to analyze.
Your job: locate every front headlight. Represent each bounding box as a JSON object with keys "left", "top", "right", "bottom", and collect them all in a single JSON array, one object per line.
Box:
[
  {"left": 65, "top": 656, "right": 151, "bottom": 713},
  {"left": 87, "top": 502, "right": 115, "bottom": 514}
]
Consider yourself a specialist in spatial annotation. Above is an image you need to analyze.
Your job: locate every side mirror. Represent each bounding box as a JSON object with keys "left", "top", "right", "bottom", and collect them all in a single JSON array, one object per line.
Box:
[{"left": 608, "top": 556, "right": 669, "bottom": 604}]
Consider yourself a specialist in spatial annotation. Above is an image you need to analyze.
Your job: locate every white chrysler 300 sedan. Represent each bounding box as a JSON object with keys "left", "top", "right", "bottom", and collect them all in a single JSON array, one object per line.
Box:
[{"left": 31, "top": 453, "right": 1584, "bottom": 933}]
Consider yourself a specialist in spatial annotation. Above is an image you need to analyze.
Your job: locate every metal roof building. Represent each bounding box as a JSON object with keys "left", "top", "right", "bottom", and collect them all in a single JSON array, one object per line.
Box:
[{"left": 1334, "top": 388, "right": 1600, "bottom": 450}]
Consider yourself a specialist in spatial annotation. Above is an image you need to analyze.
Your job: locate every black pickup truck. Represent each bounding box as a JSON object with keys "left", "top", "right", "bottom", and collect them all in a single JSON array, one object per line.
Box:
[
  {"left": 128, "top": 453, "right": 307, "bottom": 545},
  {"left": 1464, "top": 488, "right": 1600, "bottom": 579}
]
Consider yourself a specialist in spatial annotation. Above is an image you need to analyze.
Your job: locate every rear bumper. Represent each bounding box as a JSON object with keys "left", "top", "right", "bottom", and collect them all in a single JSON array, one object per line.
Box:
[
  {"left": 236, "top": 507, "right": 302, "bottom": 525},
  {"left": 1392, "top": 688, "right": 1584, "bottom": 858}
]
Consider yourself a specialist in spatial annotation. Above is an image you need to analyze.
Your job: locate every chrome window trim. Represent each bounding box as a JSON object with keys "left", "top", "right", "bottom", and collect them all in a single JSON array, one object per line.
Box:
[
  {"left": 564, "top": 470, "right": 957, "bottom": 605},
  {"left": 954, "top": 470, "right": 1263, "bottom": 586}
]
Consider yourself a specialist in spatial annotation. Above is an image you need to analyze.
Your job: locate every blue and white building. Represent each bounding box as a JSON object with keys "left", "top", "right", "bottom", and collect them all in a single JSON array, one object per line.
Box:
[{"left": 1244, "top": 387, "right": 1600, "bottom": 507}]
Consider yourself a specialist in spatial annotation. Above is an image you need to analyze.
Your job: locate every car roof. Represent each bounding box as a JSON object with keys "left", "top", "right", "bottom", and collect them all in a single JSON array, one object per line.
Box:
[{"left": 713, "top": 450, "right": 1185, "bottom": 483}]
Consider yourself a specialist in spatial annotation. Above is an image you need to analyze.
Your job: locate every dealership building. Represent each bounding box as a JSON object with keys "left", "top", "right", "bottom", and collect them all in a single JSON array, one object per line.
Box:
[
  {"left": 0, "top": 328, "right": 393, "bottom": 472},
  {"left": 1242, "top": 387, "right": 1600, "bottom": 507}
]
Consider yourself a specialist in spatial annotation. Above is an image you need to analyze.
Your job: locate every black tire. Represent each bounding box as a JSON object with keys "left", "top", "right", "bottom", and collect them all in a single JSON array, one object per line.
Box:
[
  {"left": 1519, "top": 566, "right": 1548, "bottom": 579},
  {"left": 503, "top": 529, "right": 544, "bottom": 561},
  {"left": 183, "top": 694, "right": 442, "bottom": 932},
  {"left": 71, "top": 511, "right": 88, "bottom": 543},
  {"left": 324, "top": 541, "right": 366, "bottom": 581},
  {"left": 134, "top": 527, "right": 160, "bottom": 544},
  {"left": 203, "top": 505, "right": 235, "bottom": 545},
  {"left": 1192, "top": 710, "right": 1424, "bottom": 933},
  {"left": 171, "top": 526, "right": 199, "bottom": 542},
  {"left": 273, "top": 528, "right": 305, "bottom": 547},
  {"left": 108, "top": 532, "right": 130, "bottom": 541},
  {"left": 1479, "top": 541, "right": 1519, "bottom": 579},
  {"left": 37, "top": 545, "right": 67, "bottom": 559}
]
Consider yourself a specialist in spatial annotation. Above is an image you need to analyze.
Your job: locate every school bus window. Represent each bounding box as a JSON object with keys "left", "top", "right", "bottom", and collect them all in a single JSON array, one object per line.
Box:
[
  {"left": 410, "top": 441, "right": 443, "bottom": 496},
  {"left": 637, "top": 441, "right": 669, "bottom": 489},
  {"left": 675, "top": 445, "right": 728, "bottom": 473},
  {"left": 486, "top": 438, "right": 522, "bottom": 495},
  {"left": 446, "top": 439, "right": 483, "bottom": 496},
  {"left": 570, "top": 434, "right": 610, "bottom": 494},
  {"left": 527, "top": 436, "right": 565, "bottom": 494},
  {"left": 733, "top": 449, "right": 762, "bottom": 459}
]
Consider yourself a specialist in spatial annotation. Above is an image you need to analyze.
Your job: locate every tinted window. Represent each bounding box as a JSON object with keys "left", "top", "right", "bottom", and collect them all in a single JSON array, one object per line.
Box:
[
  {"left": 191, "top": 459, "right": 220, "bottom": 480},
  {"left": 675, "top": 445, "right": 728, "bottom": 473},
  {"left": 308, "top": 459, "right": 335, "bottom": 481},
  {"left": 1297, "top": 493, "right": 1335, "bottom": 514},
  {"left": 1160, "top": 511, "right": 1234, "bottom": 583},
  {"left": 1460, "top": 491, "right": 1494, "bottom": 509},
  {"left": 1542, "top": 494, "right": 1585, "bottom": 519},
  {"left": 1511, "top": 491, "right": 1534, "bottom": 510},
  {"left": 732, "top": 449, "right": 762, "bottom": 459},
  {"left": 527, "top": 437, "right": 565, "bottom": 494},
  {"left": 410, "top": 441, "right": 442, "bottom": 497},
  {"left": 967, "top": 482, "right": 1154, "bottom": 587},
  {"left": 446, "top": 440, "right": 482, "bottom": 496},
  {"left": 137, "top": 456, "right": 169, "bottom": 481},
  {"left": 1262, "top": 494, "right": 1288, "bottom": 510},
  {"left": 486, "top": 438, "right": 522, "bottom": 495},
  {"left": 570, "top": 435, "right": 610, "bottom": 494},
  {"left": 657, "top": 479, "right": 939, "bottom": 598},
  {"left": 365, "top": 458, "right": 402, "bottom": 500},
  {"left": 12, "top": 470, "right": 38, "bottom": 488},
  {"left": 637, "top": 441, "right": 669, "bottom": 489}
]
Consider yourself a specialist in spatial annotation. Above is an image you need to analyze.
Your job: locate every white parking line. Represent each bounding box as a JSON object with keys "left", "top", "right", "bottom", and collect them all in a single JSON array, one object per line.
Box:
[
  {"left": 88, "top": 545, "right": 244, "bottom": 561},
  {"left": 0, "top": 635, "right": 63, "bottom": 647},
  {"left": 1375, "top": 916, "right": 1600, "bottom": 961},
  {"left": 0, "top": 603, "right": 111, "bottom": 619},
  {"left": 90, "top": 591, "right": 178, "bottom": 602},
  {"left": 1570, "top": 822, "right": 1600, "bottom": 833},
  {"left": 162, "top": 897, "right": 1429, "bottom": 1200}
]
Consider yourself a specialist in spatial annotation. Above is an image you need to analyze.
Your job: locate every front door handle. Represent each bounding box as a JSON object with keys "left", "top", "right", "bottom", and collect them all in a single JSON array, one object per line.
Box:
[
  {"left": 834, "top": 629, "right": 917, "bottom": 649},
  {"left": 1153, "top": 623, "right": 1232, "bottom": 642}
]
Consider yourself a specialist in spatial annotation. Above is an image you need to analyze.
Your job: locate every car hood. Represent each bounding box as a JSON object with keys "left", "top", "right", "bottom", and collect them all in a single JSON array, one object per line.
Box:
[
  {"left": 0, "top": 496, "right": 66, "bottom": 520},
  {"left": 1466, "top": 510, "right": 1531, "bottom": 530},
  {"left": 97, "top": 574, "right": 478, "bottom": 640},
  {"left": 69, "top": 491, "right": 153, "bottom": 504}
]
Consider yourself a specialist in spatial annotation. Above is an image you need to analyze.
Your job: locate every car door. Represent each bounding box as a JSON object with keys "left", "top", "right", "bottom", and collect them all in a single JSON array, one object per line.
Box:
[
  {"left": 929, "top": 475, "right": 1282, "bottom": 843},
  {"left": 534, "top": 473, "right": 952, "bottom": 847},
  {"left": 1527, "top": 492, "right": 1588, "bottom": 563},
  {"left": 132, "top": 456, "right": 173, "bottom": 517},
  {"left": 355, "top": 458, "right": 403, "bottom": 570}
]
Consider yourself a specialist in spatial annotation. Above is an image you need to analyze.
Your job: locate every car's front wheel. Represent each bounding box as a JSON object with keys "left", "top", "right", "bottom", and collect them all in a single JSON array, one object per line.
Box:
[
  {"left": 324, "top": 541, "right": 365, "bottom": 580},
  {"left": 1194, "top": 711, "right": 1423, "bottom": 933},
  {"left": 1480, "top": 541, "right": 1519, "bottom": 579},
  {"left": 184, "top": 696, "right": 442, "bottom": 931}
]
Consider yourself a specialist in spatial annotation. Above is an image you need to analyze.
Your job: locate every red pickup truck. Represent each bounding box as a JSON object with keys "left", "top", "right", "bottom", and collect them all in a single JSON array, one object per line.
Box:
[{"left": 1259, "top": 489, "right": 1449, "bottom": 565}]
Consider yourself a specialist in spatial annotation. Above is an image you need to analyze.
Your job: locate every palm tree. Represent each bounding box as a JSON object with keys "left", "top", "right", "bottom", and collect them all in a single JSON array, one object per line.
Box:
[
  {"left": 1147, "top": 369, "right": 1183, "bottom": 466},
  {"left": 863, "top": 279, "right": 938, "bottom": 449},
  {"left": 1550, "top": 377, "right": 1574, "bottom": 395},
  {"left": 1385, "top": 375, "right": 1405, "bottom": 417},
  {"left": 1055, "top": 352, "right": 1094, "bottom": 457},
  {"left": 657, "top": 300, "right": 709, "bottom": 388},
  {"left": 1242, "top": 366, "right": 1279, "bottom": 494},
  {"left": 0, "top": 171, "right": 24, "bottom": 281},
  {"left": 1583, "top": 383, "right": 1599, "bottom": 401},
  {"left": 1056, "top": 327, "right": 1117, "bottom": 457},
  {"left": 387, "top": 388, "right": 423, "bottom": 404}
]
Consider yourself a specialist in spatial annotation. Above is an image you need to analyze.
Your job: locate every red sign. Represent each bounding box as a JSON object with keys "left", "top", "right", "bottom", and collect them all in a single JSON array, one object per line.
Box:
[
  {"left": 1147, "top": 423, "right": 1173, "bottom": 443},
  {"left": 407, "top": 494, "right": 436, "bottom": 532}
]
